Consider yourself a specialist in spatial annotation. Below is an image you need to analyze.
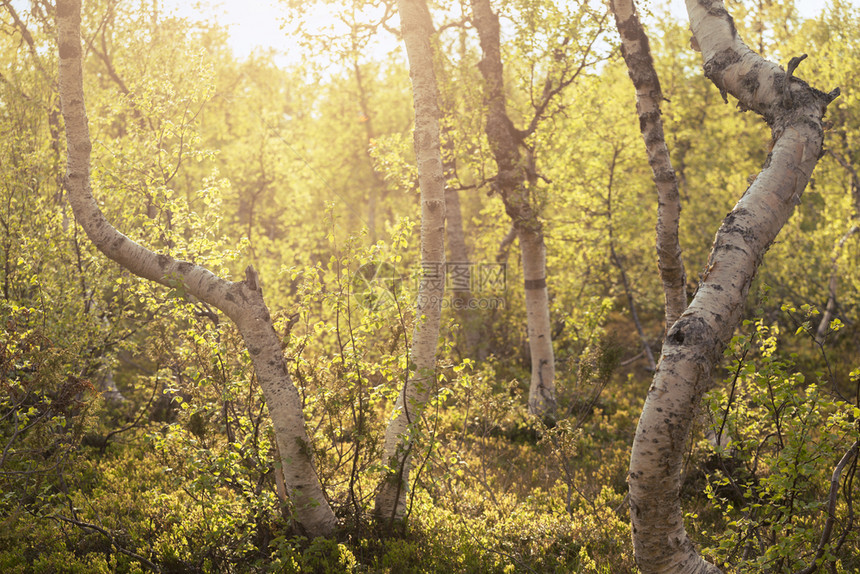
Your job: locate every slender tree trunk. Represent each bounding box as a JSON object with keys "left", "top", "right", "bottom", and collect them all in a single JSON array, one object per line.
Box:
[
  {"left": 441, "top": 126, "right": 479, "bottom": 357},
  {"left": 815, "top": 225, "right": 858, "bottom": 344},
  {"left": 627, "top": 0, "right": 839, "bottom": 570},
  {"left": 496, "top": 225, "right": 517, "bottom": 264},
  {"left": 353, "top": 60, "right": 388, "bottom": 244},
  {"left": 609, "top": 241, "right": 656, "bottom": 371},
  {"left": 444, "top": 186, "right": 469, "bottom": 305},
  {"left": 445, "top": 185, "right": 481, "bottom": 354},
  {"left": 816, "top": 151, "right": 860, "bottom": 343},
  {"left": 374, "top": 0, "right": 446, "bottom": 524},
  {"left": 519, "top": 228, "right": 557, "bottom": 414},
  {"left": 436, "top": 17, "right": 481, "bottom": 357},
  {"left": 56, "top": 0, "right": 336, "bottom": 537},
  {"left": 606, "top": 145, "right": 657, "bottom": 371},
  {"left": 610, "top": 0, "right": 687, "bottom": 334},
  {"left": 470, "top": 0, "right": 557, "bottom": 418}
]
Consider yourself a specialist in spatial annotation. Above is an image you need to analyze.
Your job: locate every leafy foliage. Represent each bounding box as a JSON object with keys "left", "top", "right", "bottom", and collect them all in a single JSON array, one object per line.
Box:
[
  {"left": 696, "top": 303, "right": 859, "bottom": 572},
  {"left": 0, "top": 0, "right": 858, "bottom": 571}
]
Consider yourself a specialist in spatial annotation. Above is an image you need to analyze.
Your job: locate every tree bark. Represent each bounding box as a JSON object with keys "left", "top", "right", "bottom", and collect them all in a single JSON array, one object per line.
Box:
[
  {"left": 374, "top": 0, "right": 446, "bottom": 524},
  {"left": 627, "top": 0, "right": 838, "bottom": 571},
  {"left": 610, "top": 0, "right": 688, "bottom": 334},
  {"left": 470, "top": 0, "right": 557, "bottom": 418},
  {"left": 56, "top": 0, "right": 336, "bottom": 538},
  {"left": 519, "top": 228, "right": 557, "bottom": 414}
]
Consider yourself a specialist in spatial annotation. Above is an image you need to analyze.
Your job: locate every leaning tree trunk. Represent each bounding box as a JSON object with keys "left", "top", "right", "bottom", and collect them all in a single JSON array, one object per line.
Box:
[
  {"left": 610, "top": 0, "right": 688, "bottom": 334},
  {"left": 816, "top": 151, "right": 859, "bottom": 344},
  {"left": 56, "top": 0, "right": 336, "bottom": 538},
  {"left": 815, "top": 225, "right": 858, "bottom": 344},
  {"left": 627, "top": 0, "right": 839, "bottom": 571},
  {"left": 374, "top": 0, "right": 446, "bottom": 524},
  {"left": 470, "top": 0, "right": 557, "bottom": 418}
]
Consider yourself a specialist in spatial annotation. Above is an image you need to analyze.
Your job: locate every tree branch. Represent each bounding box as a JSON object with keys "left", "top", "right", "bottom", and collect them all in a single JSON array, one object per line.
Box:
[
  {"left": 610, "top": 0, "right": 687, "bottom": 333},
  {"left": 48, "top": 514, "right": 161, "bottom": 572},
  {"left": 56, "top": 0, "right": 335, "bottom": 537},
  {"left": 793, "top": 440, "right": 860, "bottom": 574}
]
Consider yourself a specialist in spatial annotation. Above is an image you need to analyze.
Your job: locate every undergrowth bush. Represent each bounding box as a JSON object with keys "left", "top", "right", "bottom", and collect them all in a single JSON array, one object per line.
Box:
[
  {"left": 2, "top": 224, "right": 857, "bottom": 573},
  {"left": 696, "top": 304, "right": 859, "bottom": 573}
]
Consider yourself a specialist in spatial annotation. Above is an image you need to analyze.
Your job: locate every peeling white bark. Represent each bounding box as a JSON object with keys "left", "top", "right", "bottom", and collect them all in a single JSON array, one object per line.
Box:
[
  {"left": 56, "top": 0, "right": 335, "bottom": 537},
  {"left": 627, "top": 0, "right": 838, "bottom": 571},
  {"left": 374, "top": 0, "right": 446, "bottom": 523}
]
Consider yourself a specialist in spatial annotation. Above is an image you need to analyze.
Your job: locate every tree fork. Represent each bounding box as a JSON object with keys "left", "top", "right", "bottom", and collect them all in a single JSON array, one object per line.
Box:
[{"left": 627, "top": 0, "right": 838, "bottom": 571}]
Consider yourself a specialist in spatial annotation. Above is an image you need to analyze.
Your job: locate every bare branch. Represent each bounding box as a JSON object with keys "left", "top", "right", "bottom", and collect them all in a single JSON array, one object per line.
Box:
[{"left": 49, "top": 514, "right": 161, "bottom": 572}]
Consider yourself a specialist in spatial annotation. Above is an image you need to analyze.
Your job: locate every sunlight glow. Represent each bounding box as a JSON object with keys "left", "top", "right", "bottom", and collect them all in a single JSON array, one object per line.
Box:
[
  {"left": 160, "top": 0, "right": 401, "bottom": 65},
  {"left": 158, "top": 0, "right": 834, "bottom": 70}
]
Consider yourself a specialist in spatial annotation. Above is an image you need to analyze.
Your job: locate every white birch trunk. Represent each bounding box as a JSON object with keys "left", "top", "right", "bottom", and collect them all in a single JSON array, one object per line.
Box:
[
  {"left": 56, "top": 0, "right": 336, "bottom": 537},
  {"left": 374, "top": 0, "right": 446, "bottom": 524},
  {"left": 610, "top": 0, "right": 688, "bottom": 333},
  {"left": 520, "top": 229, "right": 557, "bottom": 415},
  {"left": 627, "top": 0, "right": 839, "bottom": 571}
]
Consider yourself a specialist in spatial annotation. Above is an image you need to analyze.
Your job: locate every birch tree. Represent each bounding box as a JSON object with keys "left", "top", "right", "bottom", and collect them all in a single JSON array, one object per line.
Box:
[
  {"left": 609, "top": 0, "right": 688, "bottom": 334},
  {"left": 56, "top": 0, "right": 337, "bottom": 538},
  {"left": 469, "top": 0, "right": 556, "bottom": 418},
  {"left": 374, "top": 0, "right": 446, "bottom": 523},
  {"left": 445, "top": 184, "right": 482, "bottom": 356},
  {"left": 627, "top": 0, "right": 839, "bottom": 571},
  {"left": 434, "top": 12, "right": 481, "bottom": 356},
  {"left": 467, "top": 0, "right": 607, "bottom": 418}
]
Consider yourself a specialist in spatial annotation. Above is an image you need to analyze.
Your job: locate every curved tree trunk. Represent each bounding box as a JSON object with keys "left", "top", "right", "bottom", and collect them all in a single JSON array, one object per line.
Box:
[
  {"left": 470, "top": 0, "right": 557, "bottom": 418},
  {"left": 56, "top": 0, "right": 336, "bottom": 538},
  {"left": 610, "top": 0, "right": 688, "bottom": 334},
  {"left": 374, "top": 0, "right": 446, "bottom": 524},
  {"left": 627, "top": 0, "right": 839, "bottom": 571}
]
